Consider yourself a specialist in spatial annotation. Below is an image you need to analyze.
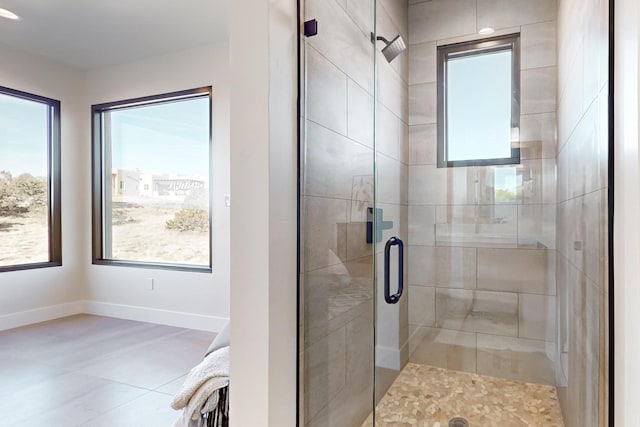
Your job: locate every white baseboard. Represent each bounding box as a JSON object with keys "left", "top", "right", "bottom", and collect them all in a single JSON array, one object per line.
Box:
[
  {"left": 0, "top": 301, "right": 85, "bottom": 332},
  {"left": 83, "top": 300, "right": 228, "bottom": 332},
  {"left": 0, "top": 300, "right": 228, "bottom": 333}
]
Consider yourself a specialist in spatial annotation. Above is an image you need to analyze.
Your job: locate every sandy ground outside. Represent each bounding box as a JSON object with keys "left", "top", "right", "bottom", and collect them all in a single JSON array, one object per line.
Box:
[
  {"left": 0, "top": 205, "right": 209, "bottom": 267},
  {"left": 110, "top": 203, "right": 209, "bottom": 266},
  {"left": 0, "top": 212, "right": 49, "bottom": 267}
]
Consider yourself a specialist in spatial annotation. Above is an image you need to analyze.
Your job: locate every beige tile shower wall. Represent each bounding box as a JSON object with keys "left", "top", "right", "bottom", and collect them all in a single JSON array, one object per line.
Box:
[
  {"left": 407, "top": 0, "right": 558, "bottom": 386},
  {"left": 301, "top": 0, "right": 409, "bottom": 425},
  {"left": 556, "top": 0, "right": 609, "bottom": 425}
]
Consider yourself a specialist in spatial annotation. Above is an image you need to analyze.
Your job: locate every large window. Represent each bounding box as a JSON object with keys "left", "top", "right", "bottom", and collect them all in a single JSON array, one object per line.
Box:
[
  {"left": 0, "top": 86, "right": 61, "bottom": 272},
  {"left": 92, "top": 87, "right": 212, "bottom": 272},
  {"left": 437, "top": 34, "right": 521, "bottom": 168}
]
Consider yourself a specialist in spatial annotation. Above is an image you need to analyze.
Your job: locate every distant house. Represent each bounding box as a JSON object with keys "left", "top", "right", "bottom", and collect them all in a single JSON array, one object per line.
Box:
[
  {"left": 111, "top": 169, "right": 207, "bottom": 199},
  {"left": 111, "top": 169, "right": 141, "bottom": 197}
]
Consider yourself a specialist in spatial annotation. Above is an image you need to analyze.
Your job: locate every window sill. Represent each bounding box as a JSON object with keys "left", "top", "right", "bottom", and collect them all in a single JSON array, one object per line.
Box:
[
  {"left": 92, "top": 259, "right": 212, "bottom": 273},
  {"left": 0, "top": 261, "right": 63, "bottom": 273}
]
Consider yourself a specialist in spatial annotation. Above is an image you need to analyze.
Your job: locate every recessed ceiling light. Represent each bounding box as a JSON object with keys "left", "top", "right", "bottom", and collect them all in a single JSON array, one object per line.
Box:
[
  {"left": 0, "top": 7, "right": 19, "bottom": 20},
  {"left": 478, "top": 27, "right": 495, "bottom": 35}
]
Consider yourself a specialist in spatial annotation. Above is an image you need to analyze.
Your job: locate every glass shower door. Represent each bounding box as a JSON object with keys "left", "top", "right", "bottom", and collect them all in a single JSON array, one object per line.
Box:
[{"left": 299, "top": 0, "right": 377, "bottom": 426}]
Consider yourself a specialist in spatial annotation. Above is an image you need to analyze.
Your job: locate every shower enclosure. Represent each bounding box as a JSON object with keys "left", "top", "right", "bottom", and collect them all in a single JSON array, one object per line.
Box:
[{"left": 299, "top": 0, "right": 611, "bottom": 425}]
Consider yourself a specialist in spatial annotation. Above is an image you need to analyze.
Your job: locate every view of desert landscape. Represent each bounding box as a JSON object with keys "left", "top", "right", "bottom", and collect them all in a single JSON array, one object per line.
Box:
[
  {"left": 0, "top": 211, "right": 49, "bottom": 267},
  {"left": 0, "top": 172, "right": 49, "bottom": 267},
  {"left": 110, "top": 198, "right": 210, "bottom": 266},
  {"left": 0, "top": 179, "right": 210, "bottom": 268}
]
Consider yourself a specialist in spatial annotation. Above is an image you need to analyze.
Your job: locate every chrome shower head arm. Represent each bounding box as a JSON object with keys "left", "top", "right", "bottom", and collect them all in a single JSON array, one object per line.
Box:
[{"left": 370, "top": 32, "right": 391, "bottom": 45}]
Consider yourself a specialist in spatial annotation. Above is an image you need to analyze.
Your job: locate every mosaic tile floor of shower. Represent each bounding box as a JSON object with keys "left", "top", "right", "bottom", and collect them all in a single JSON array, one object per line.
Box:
[{"left": 361, "top": 363, "right": 564, "bottom": 427}]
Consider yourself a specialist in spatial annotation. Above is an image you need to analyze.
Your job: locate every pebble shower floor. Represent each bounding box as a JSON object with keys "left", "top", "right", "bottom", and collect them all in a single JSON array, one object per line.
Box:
[{"left": 361, "top": 363, "right": 564, "bottom": 427}]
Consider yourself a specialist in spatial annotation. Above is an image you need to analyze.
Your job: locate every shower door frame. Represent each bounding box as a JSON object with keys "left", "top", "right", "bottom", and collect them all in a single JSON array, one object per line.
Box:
[{"left": 296, "top": 0, "right": 380, "bottom": 425}]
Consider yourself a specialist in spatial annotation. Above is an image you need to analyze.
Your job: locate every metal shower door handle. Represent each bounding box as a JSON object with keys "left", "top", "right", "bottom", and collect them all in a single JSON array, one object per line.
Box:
[{"left": 384, "top": 236, "right": 404, "bottom": 304}]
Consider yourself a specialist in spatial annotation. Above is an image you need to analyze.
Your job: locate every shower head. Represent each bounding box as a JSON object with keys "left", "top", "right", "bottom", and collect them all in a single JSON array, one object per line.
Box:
[
  {"left": 372, "top": 33, "right": 407, "bottom": 63},
  {"left": 381, "top": 35, "right": 406, "bottom": 62}
]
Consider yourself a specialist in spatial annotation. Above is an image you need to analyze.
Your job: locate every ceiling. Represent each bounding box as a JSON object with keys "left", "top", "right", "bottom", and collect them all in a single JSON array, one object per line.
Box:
[{"left": 0, "top": 0, "right": 229, "bottom": 69}]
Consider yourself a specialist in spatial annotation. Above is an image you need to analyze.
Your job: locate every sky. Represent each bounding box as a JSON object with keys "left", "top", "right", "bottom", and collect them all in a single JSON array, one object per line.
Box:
[
  {"left": 447, "top": 49, "right": 513, "bottom": 162},
  {"left": 0, "top": 93, "right": 49, "bottom": 177},
  {"left": 0, "top": 93, "right": 210, "bottom": 179},
  {"left": 109, "top": 96, "right": 210, "bottom": 177}
]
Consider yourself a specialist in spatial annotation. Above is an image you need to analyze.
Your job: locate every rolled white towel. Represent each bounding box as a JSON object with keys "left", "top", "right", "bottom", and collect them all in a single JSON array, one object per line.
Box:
[
  {"left": 172, "top": 346, "right": 230, "bottom": 411},
  {"left": 173, "top": 379, "right": 228, "bottom": 427}
]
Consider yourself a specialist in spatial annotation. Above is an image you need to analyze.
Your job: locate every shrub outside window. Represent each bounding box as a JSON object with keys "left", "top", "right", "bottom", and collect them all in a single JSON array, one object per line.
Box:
[
  {"left": 92, "top": 87, "right": 213, "bottom": 272},
  {"left": 0, "top": 86, "right": 61, "bottom": 272},
  {"left": 437, "top": 34, "right": 521, "bottom": 168}
]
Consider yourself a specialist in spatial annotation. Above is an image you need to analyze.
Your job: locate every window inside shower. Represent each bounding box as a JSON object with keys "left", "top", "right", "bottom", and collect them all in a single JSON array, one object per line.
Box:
[{"left": 437, "top": 35, "right": 521, "bottom": 168}]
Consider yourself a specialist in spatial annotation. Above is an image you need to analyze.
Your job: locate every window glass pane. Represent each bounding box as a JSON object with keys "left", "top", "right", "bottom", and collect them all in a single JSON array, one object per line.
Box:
[
  {"left": 102, "top": 95, "right": 211, "bottom": 267},
  {"left": 447, "top": 49, "right": 512, "bottom": 161},
  {"left": 0, "top": 94, "right": 50, "bottom": 267},
  {"left": 494, "top": 166, "right": 519, "bottom": 203}
]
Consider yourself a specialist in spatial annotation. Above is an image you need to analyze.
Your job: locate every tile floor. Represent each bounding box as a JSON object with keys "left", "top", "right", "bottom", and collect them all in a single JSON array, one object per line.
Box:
[
  {"left": 0, "top": 314, "right": 215, "bottom": 427},
  {"left": 362, "top": 363, "right": 565, "bottom": 427}
]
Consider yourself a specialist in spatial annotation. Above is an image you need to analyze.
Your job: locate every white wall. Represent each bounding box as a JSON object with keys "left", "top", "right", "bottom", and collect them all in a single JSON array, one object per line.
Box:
[
  {"left": 83, "top": 43, "right": 231, "bottom": 331},
  {"left": 0, "top": 42, "right": 231, "bottom": 332},
  {"left": 0, "top": 44, "right": 86, "bottom": 328},
  {"left": 229, "top": 0, "right": 297, "bottom": 425},
  {"left": 614, "top": 0, "right": 640, "bottom": 423}
]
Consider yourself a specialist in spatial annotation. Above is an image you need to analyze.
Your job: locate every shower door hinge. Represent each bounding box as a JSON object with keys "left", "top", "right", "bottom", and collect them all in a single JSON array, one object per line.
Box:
[{"left": 304, "top": 19, "right": 318, "bottom": 37}]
